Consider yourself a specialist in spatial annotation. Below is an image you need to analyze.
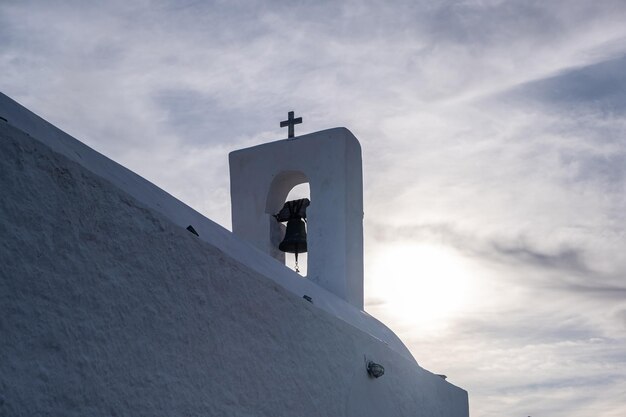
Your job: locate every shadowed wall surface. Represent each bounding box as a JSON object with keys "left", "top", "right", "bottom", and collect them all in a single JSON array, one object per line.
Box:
[{"left": 0, "top": 122, "right": 468, "bottom": 416}]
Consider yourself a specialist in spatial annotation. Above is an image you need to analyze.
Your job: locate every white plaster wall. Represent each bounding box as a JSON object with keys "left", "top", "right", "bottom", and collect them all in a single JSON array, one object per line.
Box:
[
  {"left": 229, "top": 129, "right": 364, "bottom": 309},
  {"left": 0, "top": 122, "right": 469, "bottom": 416},
  {"left": 0, "top": 92, "right": 411, "bottom": 361}
]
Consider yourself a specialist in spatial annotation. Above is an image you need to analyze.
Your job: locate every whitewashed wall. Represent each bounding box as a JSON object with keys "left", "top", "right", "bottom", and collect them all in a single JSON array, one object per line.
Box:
[{"left": 0, "top": 94, "right": 469, "bottom": 417}]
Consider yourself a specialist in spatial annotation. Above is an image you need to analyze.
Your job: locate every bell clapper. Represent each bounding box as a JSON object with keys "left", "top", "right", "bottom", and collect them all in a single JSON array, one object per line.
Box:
[{"left": 294, "top": 252, "right": 300, "bottom": 273}]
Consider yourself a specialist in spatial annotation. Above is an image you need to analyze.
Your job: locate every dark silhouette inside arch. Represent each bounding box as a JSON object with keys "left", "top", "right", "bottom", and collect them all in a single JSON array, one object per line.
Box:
[{"left": 266, "top": 170, "right": 310, "bottom": 275}]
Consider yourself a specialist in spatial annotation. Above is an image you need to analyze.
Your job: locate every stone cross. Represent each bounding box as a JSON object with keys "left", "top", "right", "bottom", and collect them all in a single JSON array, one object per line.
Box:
[{"left": 280, "top": 111, "right": 302, "bottom": 138}]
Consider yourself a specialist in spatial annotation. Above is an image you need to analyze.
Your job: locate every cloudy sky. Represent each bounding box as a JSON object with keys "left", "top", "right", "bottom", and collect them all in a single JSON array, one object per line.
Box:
[{"left": 2, "top": 0, "right": 625, "bottom": 415}]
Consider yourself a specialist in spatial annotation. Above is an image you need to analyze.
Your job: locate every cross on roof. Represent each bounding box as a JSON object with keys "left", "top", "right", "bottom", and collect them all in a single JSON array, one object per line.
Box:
[{"left": 280, "top": 111, "right": 302, "bottom": 138}]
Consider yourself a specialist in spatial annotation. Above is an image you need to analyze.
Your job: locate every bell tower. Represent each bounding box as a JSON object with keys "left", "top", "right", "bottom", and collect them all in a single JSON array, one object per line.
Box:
[{"left": 229, "top": 127, "right": 364, "bottom": 309}]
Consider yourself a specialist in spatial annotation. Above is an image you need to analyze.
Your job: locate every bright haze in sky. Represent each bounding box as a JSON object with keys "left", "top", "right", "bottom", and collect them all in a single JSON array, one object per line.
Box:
[{"left": 2, "top": 1, "right": 625, "bottom": 416}]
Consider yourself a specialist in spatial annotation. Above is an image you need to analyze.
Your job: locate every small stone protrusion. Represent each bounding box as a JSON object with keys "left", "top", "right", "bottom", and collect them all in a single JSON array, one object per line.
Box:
[{"left": 366, "top": 361, "right": 385, "bottom": 378}]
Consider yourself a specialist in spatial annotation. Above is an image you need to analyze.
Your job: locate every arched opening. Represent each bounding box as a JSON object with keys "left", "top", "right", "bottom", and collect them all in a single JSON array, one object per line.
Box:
[
  {"left": 266, "top": 171, "right": 310, "bottom": 276},
  {"left": 284, "top": 183, "right": 310, "bottom": 275}
]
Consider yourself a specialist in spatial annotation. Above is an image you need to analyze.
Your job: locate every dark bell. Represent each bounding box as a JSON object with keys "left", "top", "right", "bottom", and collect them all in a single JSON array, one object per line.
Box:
[{"left": 279, "top": 219, "right": 307, "bottom": 254}]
